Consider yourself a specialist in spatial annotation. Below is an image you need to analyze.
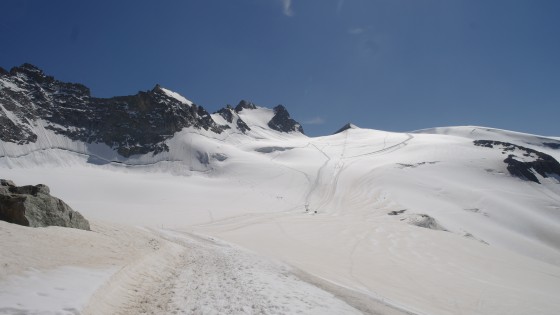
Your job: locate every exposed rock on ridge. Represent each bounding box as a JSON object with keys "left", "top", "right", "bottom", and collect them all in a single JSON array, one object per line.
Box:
[
  {"left": 0, "top": 64, "right": 226, "bottom": 157},
  {"left": 334, "top": 123, "right": 357, "bottom": 134},
  {"left": 234, "top": 100, "right": 257, "bottom": 112},
  {"left": 215, "top": 102, "right": 251, "bottom": 133},
  {"left": 0, "top": 179, "right": 90, "bottom": 230},
  {"left": 0, "top": 64, "right": 304, "bottom": 158},
  {"left": 268, "top": 105, "right": 304, "bottom": 133},
  {"left": 474, "top": 140, "right": 560, "bottom": 184}
]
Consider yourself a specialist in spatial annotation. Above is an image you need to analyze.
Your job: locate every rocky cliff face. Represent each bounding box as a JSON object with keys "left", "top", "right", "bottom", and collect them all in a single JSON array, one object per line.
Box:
[
  {"left": 0, "top": 64, "right": 304, "bottom": 158},
  {"left": 268, "top": 105, "right": 304, "bottom": 133},
  {"left": 0, "top": 179, "right": 90, "bottom": 230}
]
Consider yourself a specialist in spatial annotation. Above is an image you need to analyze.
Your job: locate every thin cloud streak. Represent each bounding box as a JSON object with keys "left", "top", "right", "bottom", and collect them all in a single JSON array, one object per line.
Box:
[
  {"left": 336, "top": 0, "right": 345, "bottom": 15},
  {"left": 304, "top": 117, "right": 326, "bottom": 125},
  {"left": 282, "top": 0, "right": 294, "bottom": 17},
  {"left": 348, "top": 27, "right": 364, "bottom": 35}
]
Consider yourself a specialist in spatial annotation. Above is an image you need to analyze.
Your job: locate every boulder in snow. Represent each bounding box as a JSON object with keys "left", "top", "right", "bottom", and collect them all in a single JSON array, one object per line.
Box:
[{"left": 0, "top": 179, "right": 90, "bottom": 230}]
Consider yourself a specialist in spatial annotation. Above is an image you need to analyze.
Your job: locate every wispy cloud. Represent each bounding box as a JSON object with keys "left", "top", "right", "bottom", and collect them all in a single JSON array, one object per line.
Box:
[
  {"left": 348, "top": 27, "right": 364, "bottom": 35},
  {"left": 281, "top": 0, "right": 294, "bottom": 17},
  {"left": 336, "top": 0, "right": 345, "bottom": 15},
  {"left": 304, "top": 117, "right": 326, "bottom": 125}
]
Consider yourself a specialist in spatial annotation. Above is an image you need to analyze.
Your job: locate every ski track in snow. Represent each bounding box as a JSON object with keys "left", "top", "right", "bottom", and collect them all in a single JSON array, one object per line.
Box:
[{"left": 344, "top": 133, "right": 413, "bottom": 159}]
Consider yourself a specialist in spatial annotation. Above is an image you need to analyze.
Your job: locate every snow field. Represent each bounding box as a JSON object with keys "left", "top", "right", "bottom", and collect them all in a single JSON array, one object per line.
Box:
[
  {"left": 1, "top": 123, "right": 560, "bottom": 314},
  {"left": 0, "top": 266, "right": 115, "bottom": 315}
]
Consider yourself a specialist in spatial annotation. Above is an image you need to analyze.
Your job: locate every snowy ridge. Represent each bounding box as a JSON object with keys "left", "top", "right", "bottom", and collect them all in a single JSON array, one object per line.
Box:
[
  {"left": 237, "top": 106, "right": 306, "bottom": 140},
  {"left": 414, "top": 125, "right": 560, "bottom": 159},
  {"left": 160, "top": 87, "right": 193, "bottom": 106}
]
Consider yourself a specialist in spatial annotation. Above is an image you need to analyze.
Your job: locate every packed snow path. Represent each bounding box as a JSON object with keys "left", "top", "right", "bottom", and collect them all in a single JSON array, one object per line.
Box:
[
  {"left": 153, "top": 230, "right": 364, "bottom": 315},
  {"left": 82, "top": 228, "right": 409, "bottom": 315},
  {"left": 0, "top": 221, "right": 410, "bottom": 315}
]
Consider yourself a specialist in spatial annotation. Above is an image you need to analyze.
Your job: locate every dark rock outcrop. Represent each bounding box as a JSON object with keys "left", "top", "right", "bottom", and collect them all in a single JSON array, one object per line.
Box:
[
  {"left": 234, "top": 100, "right": 257, "bottom": 112},
  {"left": 474, "top": 140, "right": 560, "bottom": 184},
  {"left": 0, "top": 64, "right": 226, "bottom": 157},
  {"left": 215, "top": 105, "right": 251, "bottom": 133},
  {"left": 267, "top": 105, "right": 304, "bottom": 133},
  {"left": 401, "top": 213, "right": 447, "bottom": 231},
  {"left": 334, "top": 123, "right": 357, "bottom": 134},
  {"left": 0, "top": 64, "right": 304, "bottom": 157},
  {"left": 543, "top": 142, "right": 560, "bottom": 150},
  {"left": 255, "top": 146, "right": 294, "bottom": 153},
  {"left": 0, "top": 179, "right": 90, "bottom": 230},
  {"left": 216, "top": 105, "right": 235, "bottom": 123}
]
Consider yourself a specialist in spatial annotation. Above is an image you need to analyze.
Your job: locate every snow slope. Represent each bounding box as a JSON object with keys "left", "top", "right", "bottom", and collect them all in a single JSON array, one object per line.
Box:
[
  {"left": 1, "top": 117, "right": 560, "bottom": 314},
  {"left": 2, "top": 220, "right": 391, "bottom": 315},
  {"left": 414, "top": 125, "right": 560, "bottom": 159},
  {"left": 160, "top": 87, "right": 194, "bottom": 106}
]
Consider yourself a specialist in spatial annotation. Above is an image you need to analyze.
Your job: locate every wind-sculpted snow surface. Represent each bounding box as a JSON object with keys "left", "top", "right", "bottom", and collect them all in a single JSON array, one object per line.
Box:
[{"left": 1, "top": 67, "right": 560, "bottom": 314}]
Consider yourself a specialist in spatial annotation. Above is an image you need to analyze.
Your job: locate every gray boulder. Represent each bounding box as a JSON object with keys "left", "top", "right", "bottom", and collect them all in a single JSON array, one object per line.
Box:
[{"left": 0, "top": 179, "right": 90, "bottom": 230}]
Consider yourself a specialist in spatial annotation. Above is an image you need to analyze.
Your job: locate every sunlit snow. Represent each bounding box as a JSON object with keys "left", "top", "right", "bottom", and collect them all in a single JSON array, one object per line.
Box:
[{"left": 1, "top": 116, "right": 560, "bottom": 314}]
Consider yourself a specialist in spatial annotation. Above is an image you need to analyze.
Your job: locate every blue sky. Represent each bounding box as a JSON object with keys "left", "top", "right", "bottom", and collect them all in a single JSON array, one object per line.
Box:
[{"left": 1, "top": 0, "right": 559, "bottom": 136}]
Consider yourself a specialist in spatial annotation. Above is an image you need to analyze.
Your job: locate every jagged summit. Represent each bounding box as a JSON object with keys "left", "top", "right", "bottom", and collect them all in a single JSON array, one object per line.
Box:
[
  {"left": 0, "top": 65, "right": 223, "bottom": 157},
  {"left": 10, "top": 63, "right": 44, "bottom": 76},
  {"left": 235, "top": 100, "right": 257, "bottom": 112},
  {"left": 157, "top": 86, "right": 194, "bottom": 106},
  {"left": 268, "top": 105, "right": 304, "bottom": 134},
  {"left": 0, "top": 63, "right": 304, "bottom": 157},
  {"left": 152, "top": 83, "right": 163, "bottom": 91}
]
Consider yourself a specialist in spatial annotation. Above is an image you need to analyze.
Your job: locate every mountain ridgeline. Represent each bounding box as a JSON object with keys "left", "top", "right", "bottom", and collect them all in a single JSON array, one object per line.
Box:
[{"left": 0, "top": 64, "right": 303, "bottom": 157}]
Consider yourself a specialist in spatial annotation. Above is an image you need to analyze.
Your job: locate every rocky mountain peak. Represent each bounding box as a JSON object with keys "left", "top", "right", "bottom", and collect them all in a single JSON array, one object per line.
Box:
[
  {"left": 235, "top": 100, "right": 257, "bottom": 112},
  {"left": 268, "top": 105, "right": 304, "bottom": 134},
  {"left": 0, "top": 64, "right": 226, "bottom": 157},
  {"left": 9, "top": 63, "right": 51, "bottom": 83},
  {"left": 0, "top": 63, "right": 305, "bottom": 158},
  {"left": 11, "top": 63, "right": 44, "bottom": 75}
]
